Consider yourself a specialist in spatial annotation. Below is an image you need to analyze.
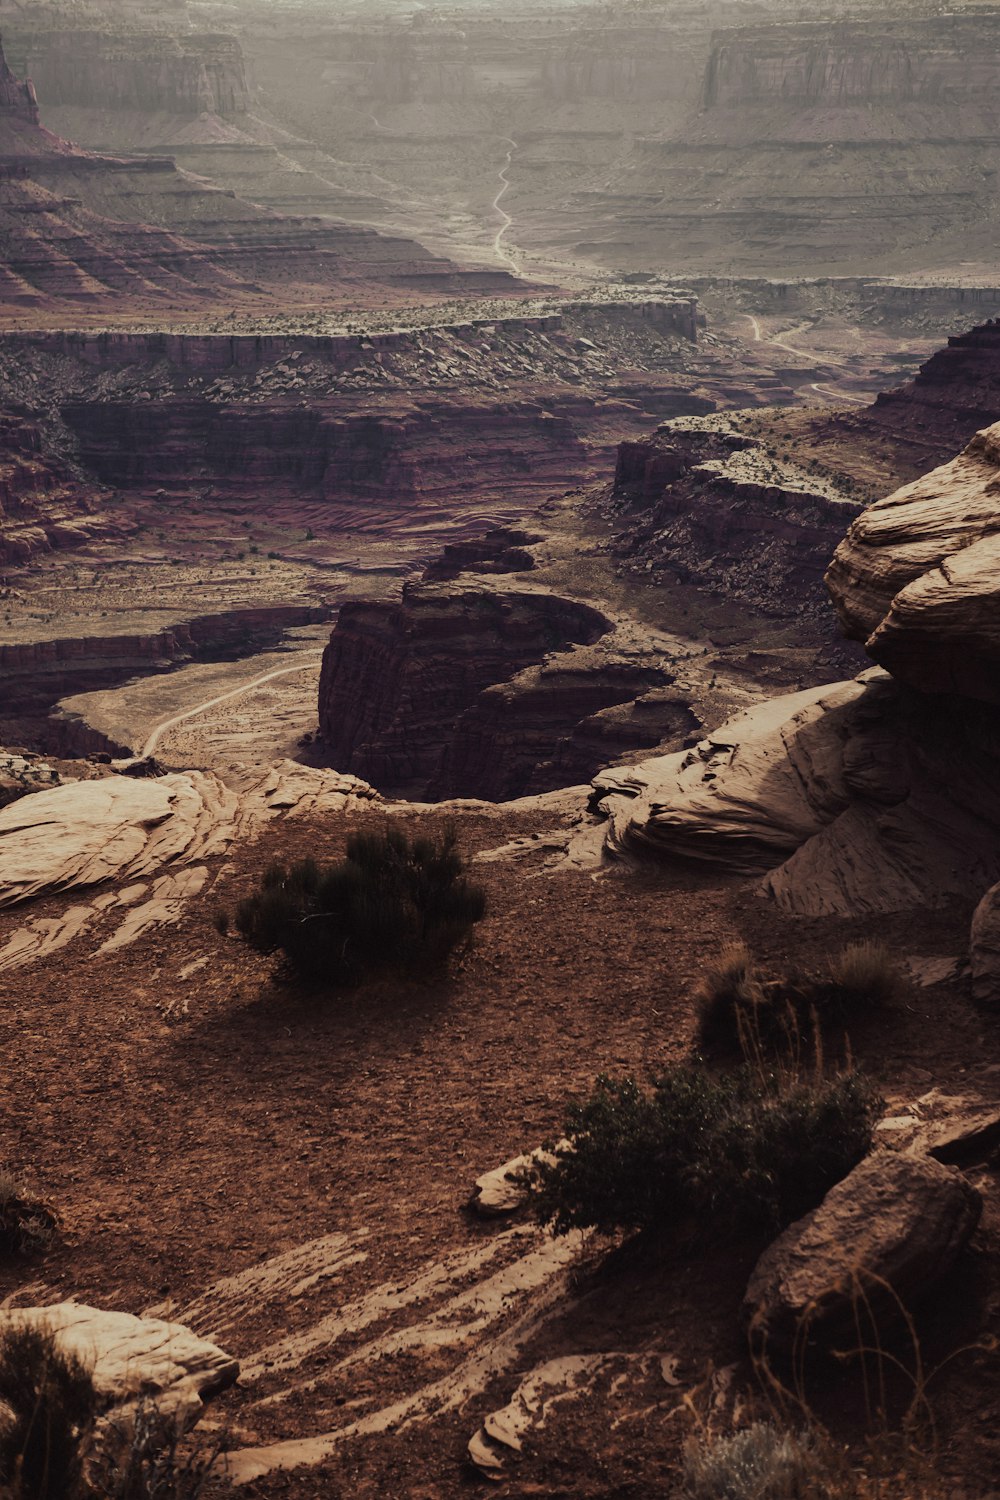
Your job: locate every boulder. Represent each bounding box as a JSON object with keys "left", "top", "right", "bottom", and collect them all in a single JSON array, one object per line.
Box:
[
  {"left": 0, "top": 1305, "right": 238, "bottom": 1425},
  {"left": 742, "top": 1154, "right": 982, "bottom": 1356},
  {"left": 827, "top": 421, "right": 1000, "bottom": 705},
  {"left": 593, "top": 672, "right": 1000, "bottom": 916},
  {"left": 970, "top": 882, "right": 1000, "bottom": 1005}
]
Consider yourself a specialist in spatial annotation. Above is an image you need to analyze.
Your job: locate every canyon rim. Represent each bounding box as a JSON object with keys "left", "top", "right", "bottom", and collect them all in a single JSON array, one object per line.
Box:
[{"left": 4, "top": 0, "right": 1000, "bottom": 1497}]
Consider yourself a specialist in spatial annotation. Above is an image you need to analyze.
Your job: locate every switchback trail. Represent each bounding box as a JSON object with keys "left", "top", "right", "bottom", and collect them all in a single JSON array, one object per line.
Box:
[
  {"left": 492, "top": 137, "right": 521, "bottom": 275},
  {"left": 142, "top": 654, "right": 324, "bottom": 758},
  {"left": 742, "top": 313, "right": 871, "bottom": 405}
]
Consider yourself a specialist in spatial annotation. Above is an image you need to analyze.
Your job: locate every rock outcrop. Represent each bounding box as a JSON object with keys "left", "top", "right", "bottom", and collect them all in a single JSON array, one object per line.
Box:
[
  {"left": 593, "top": 671, "right": 1000, "bottom": 918},
  {"left": 0, "top": 1304, "right": 238, "bottom": 1425},
  {"left": 317, "top": 580, "right": 612, "bottom": 799},
  {"left": 827, "top": 421, "right": 1000, "bottom": 704},
  {"left": 0, "top": 771, "right": 239, "bottom": 907},
  {"left": 609, "top": 418, "right": 864, "bottom": 617},
  {"left": 742, "top": 1154, "right": 982, "bottom": 1356}
]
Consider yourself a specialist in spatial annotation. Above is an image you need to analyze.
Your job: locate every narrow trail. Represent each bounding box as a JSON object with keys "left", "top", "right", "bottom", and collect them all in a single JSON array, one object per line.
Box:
[
  {"left": 809, "top": 381, "right": 870, "bottom": 407},
  {"left": 141, "top": 655, "right": 324, "bottom": 758},
  {"left": 742, "top": 313, "right": 870, "bottom": 405},
  {"left": 492, "top": 137, "right": 521, "bottom": 276}
]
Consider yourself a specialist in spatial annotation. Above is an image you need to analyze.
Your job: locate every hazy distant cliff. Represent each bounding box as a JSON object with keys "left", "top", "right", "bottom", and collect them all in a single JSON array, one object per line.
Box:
[
  {"left": 701, "top": 15, "right": 1000, "bottom": 108},
  {"left": 18, "top": 29, "right": 250, "bottom": 116}
]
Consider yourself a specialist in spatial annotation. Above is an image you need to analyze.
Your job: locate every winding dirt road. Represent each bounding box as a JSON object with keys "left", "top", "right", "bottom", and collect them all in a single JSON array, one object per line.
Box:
[
  {"left": 742, "top": 313, "right": 870, "bottom": 405},
  {"left": 142, "top": 655, "right": 324, "bottom": 758},
  {"left": 492, "top": 138, "right": 520, "bottom": 275}
]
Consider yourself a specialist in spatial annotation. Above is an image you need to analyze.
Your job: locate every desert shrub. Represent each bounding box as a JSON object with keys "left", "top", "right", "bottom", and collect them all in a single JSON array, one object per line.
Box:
[
  {"left": 815, "top": 941, "right": 903, "bottom": 1015},
  {"left": 234, "top": 824, "right": 486, "bottom": 986},
  {"left": 0, "top": 1174, "right": 57, "bottom": 1259},
  {"left": 695, "top": 942, "right": 903, "bottom": 1056},
  {"left": 88, "top": 1399, "right": 224, "bottom": 1500},
  {"left": 682, "top": 1423, "right": 835, "bottom": 1500},
  {"left": 529, "top": 1063, "right": 880, "bottom": 1241},
  {"left": 0, "top": 1323, "right": 96, "bottom": 1500},
  {"left": 695, "top": 943, "right": 782, "bottom": 1053}
]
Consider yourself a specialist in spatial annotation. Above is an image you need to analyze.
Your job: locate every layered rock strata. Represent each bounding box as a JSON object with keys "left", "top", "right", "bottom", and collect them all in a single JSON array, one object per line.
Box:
[
  {"left": 585, "top": 13, "right": 1000, "bottom": 277},
  {"left": 318, "top": 580, "right": 611, "bottom": 799},
  {"left": 593, "top": 672, "right": 1000, "bottom": 917},
  {"left": 827, "top": 422, "right": 1000, "bottom": 703},
  {"left": 0, "top": 39, "right": 512, "bottom": 321},
  {"left": 609, "top": 418, "right": 863, "bottom": 617}
]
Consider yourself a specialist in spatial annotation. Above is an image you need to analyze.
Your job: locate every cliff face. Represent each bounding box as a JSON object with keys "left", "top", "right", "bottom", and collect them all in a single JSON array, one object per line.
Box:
[
  {"left": 60, "top": 395, "right": 588, "bottom": 507},
  {"left": 0, "top": 36, "right": 38, "bottom": 124},
  {"left": 562, "top": 13, "right": 1000, "bottom": 277},
  {"left": 317, "top": 581, "right": 612, "bottom": 798},
  {"left": 701, "top": 18, "right": 1000, "bottom": 109},
  {"left": 608, "top": 420, "right": 864, "bottom": 619},
  {"left": 21, "top": 30, "right": 250, "bottom": 116},
  {"left": 0, "top": 409, "right": 128, "bottom": 565}
]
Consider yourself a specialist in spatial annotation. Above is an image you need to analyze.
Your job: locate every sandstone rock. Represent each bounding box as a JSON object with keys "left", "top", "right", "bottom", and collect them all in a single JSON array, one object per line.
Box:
[
  {"left": 827, "top": 422, "right": 1000, "bottom": 703},
  {"left": 470, "top": 1142, "right": 566, "bottom": 1217},
  {"left": 970, "top": 882, "right": 1000, "bottom": 1005},
  {"left": 0, "top": 772, "right": 238, "bottom": 907},
  {"left": 742, "top": 1155, "right": 981, "bottom": 1356},
  {"left": 596, "top": 671, "right": 1000, "bottom": 917},
  {"left": 0, "top": 1305, "right": 238, "bottom": 1425}
]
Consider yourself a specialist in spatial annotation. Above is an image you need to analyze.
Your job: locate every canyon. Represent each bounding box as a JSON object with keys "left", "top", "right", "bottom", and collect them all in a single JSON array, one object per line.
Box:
[{"left": 3, "top": 4, "right": 1000, "bottom": 1498}]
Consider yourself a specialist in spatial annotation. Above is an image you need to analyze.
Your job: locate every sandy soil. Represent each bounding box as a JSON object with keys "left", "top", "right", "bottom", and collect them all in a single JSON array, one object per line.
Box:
[{"left": 0, "top": 802, "right": 997, "bottom": 1497}]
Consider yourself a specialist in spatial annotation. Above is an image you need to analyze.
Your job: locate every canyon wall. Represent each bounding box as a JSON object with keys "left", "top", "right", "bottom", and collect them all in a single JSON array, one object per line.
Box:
[
  {"left": 59, "top": 395, "right": 589, "bottom": 506},
  {"left": 16, "top": 30, "right": 250, "bottom": 116},
  {"left": 317, "top": 580, "right": 612, "bottom": 798},
  {"left": 701, "top": 17, "right": 1000, "bottom": 108},
  {"left": 557, "top": 13, "right": 1000, "bottom": 277},
  {"left": 315, "top": 530, "right": 700, "bottom": 803}
]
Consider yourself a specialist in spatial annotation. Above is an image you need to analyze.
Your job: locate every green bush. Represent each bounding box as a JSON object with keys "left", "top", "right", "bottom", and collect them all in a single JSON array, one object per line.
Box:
[
  {"left": 0, "top": 1323, "right": 96, "bottom": 1500},
  {"left": 529, "top": 1063, "right": 880, "bottom": 1241},
  {"left": 234, "top": 824, "right": 486, "bottom": 986}
]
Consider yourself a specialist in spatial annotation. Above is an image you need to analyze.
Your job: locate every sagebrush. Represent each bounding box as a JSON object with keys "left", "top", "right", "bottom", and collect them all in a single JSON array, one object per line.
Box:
[
  {"left": 682, "top": 1422, "right": 836, "bottom": 1500},
  {"left": 529, "top": 1062, "right": 881, "bottom": 1240},
  {"left": 234, "top": 823, "right": 486, "bottom": 986}
]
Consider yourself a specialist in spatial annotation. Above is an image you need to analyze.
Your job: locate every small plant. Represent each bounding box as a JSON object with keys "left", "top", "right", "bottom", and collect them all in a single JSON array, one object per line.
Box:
[
  {"left": 88, "top": 1399, "right": 225, "bottom": 1500},
  {"left": 211, "top": 910, "right": 230, "bottom": 937},
  {"left": 234, "top": 824, "right": 486, "bottom": 987},
  {"left": 694, "top": 942, "right": 904, "bottom": 1056},
  {"left": 682, "top": 1422, "right": 835, "bottom": 1500},
  {"left": 0, "top": 1172, "right": 57, "bottom": 1258},
  {"left": 0, "top": 1323, "right": 96, "bottom": 1500},
  {"left": 819, "top": 941, "right": 903, "bottom": 1014},
  {"left": 695, "top": 942, "right": 774, "bottom": 1052},
  {"left": 529, "top": 1063, "right": 880, "bottom": 1241}
]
